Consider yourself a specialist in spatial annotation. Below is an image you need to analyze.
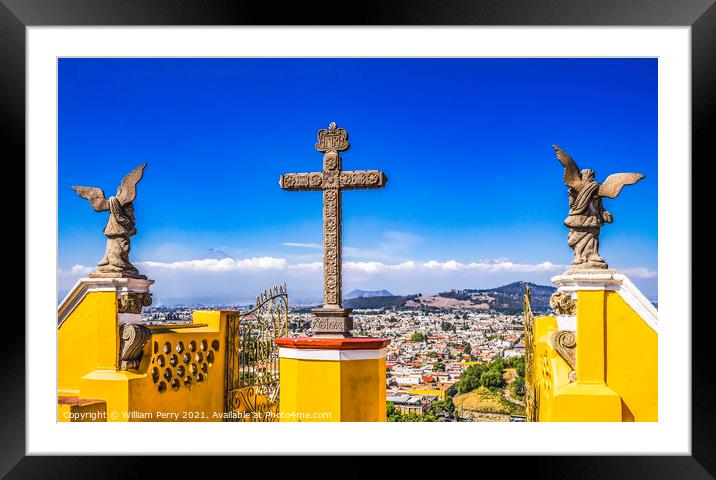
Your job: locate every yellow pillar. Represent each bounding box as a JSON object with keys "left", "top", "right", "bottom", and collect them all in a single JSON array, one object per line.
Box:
[
  {"left": 276, "top": 337, "right": 389, "bottom": 422},
  {"left": 575, "top": 289, "right": 606, "bottom": 384}
]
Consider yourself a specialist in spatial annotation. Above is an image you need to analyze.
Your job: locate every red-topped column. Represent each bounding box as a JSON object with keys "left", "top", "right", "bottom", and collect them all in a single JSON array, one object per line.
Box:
[{"left": 275, "top": 336, "right": 391, "bottom": 422}]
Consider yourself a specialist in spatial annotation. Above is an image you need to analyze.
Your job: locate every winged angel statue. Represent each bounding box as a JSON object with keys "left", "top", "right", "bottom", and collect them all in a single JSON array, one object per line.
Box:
[
  {"left": 72, "top": 164, "right": 147, "bottom": 276},
  {"left": 553, "top": 146, "right": 644, "bottom": 270}
]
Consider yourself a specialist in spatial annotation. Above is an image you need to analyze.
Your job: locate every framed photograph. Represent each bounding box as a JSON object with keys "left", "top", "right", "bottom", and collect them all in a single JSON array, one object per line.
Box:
[{"left": 6, "top": 0, "right": 711, "bottom": 475}]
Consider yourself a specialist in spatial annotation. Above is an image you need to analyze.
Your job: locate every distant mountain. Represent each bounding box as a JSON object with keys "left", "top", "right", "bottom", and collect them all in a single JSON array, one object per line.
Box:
[
  {"left": 344, "top": 281, "right": 555, "bottom": 314},
  {"left": 345, "top": 289, "right": 393, "bottom": 300},
  {"left": 344, "top": 294, "right": 418, "bottom": 310},
  {"left": 445, "top": 281, "right": 556, "bottom": 315},
  {"left": 202, "top": 248, "right": 235, "bottom": 260}
]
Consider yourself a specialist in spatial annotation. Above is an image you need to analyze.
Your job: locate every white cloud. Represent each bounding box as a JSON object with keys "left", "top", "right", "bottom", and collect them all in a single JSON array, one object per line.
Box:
[
  {"left": 344, "top": 261, "right": 417, "bottom": 273},
  {"left": 282, "top": 242, "right": 322, "bottom": 249},
  {"left": 63, "top": 257, "right": 649, "bottom": 276},
  {"left": 288, "top": 261, "right": 323, "bottom": 271},
  {"left": 139, "top": 257, "right": 288, "bottom": 272},
  {"left": 61, "top": 257, "right": 657, "bottom": 278},
  {"left": 70, "top": 264, "right": 94, "bottom": 275},
  {"left": 419, "top": 259, "right": 563, "bottom": 273},
  {"left": 58, "top": 257, "right": 657, "bottom": 303}
]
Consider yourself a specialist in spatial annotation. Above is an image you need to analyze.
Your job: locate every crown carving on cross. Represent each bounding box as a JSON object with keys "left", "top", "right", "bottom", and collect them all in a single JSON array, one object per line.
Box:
[{"left": 315, "top": 122, "right": 350, "bottom": 153}]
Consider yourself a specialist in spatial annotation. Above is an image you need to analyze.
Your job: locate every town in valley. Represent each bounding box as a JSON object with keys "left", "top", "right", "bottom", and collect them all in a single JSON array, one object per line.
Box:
[{"left": 141, "top": 281, "right": 550, "bottom": 422}]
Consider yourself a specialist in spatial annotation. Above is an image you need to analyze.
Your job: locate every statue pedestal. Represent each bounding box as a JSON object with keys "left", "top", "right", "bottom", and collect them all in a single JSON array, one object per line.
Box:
[
  {"left": 275, "top": 337, "right": 390, "bottom": 422},
  {"left": 88, "top": 272, "right": 148, "bottom": 280},
  {"left": 310, "top": 307, "right": 353, "bottom": 337}
]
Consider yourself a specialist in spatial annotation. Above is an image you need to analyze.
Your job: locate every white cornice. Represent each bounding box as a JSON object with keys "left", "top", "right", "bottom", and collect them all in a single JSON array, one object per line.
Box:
[
  {"left": 551, "top": 271, "right": 658, "bottom": 333},
  {"left": 57, "top": 277, "right": 154, "bottom": 327}
]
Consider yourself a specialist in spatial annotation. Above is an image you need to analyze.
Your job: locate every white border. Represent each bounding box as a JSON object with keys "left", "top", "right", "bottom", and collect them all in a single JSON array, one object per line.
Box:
[
  {"left": 28, "top": 26, "right": 691, "bottom": 455},
  {"left": 279, "top": 347, "right": 387, "bottom": 361}
]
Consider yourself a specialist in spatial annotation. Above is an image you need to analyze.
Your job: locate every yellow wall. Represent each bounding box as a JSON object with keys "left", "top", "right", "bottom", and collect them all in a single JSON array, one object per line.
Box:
[
  {"left": 58, "top": 285, "right": 233, "bottom": 421},
  {"left": 530, "top": 288, "right": 657, "bottom": 422},
  {"left": 279, "top": 356, "right": 386, "bottom": 422},
  {"left": 604, "top": 291, "right": 658, "bottom": 421},
  {"left": 58, "top": 291, "right": 118, "bottom": 396}
]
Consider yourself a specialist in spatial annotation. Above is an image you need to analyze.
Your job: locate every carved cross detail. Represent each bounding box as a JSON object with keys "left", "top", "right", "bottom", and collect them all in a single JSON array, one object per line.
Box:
[{"left": 280, "top": 122, "right": 387, "bottom": 310}]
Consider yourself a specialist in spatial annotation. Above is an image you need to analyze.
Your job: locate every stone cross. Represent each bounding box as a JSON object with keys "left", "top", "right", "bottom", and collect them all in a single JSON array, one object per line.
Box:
[{"left": 280, "top": 122, "right": 387, "bottom": 336}]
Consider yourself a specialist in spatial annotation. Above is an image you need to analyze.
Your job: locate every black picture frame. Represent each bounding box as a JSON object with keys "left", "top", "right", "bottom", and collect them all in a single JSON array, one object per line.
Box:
[{"left": 4, "top": 0, "right": 710, "bottom": 476}]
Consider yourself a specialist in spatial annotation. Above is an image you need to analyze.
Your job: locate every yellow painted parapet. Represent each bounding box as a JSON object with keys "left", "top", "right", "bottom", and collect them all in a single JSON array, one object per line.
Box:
[
  {"left": 276, "top": 337, "right": 390, "bottom": 422},
  {"left": 525, "top": 271, "right": 658, "bottom": 422},
  {"left": 57, "top": 276, "right": 233, "bottom": 422}
]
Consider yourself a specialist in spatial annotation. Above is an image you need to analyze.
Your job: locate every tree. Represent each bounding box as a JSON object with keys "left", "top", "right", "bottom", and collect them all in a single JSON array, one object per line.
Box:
[
  {"left": 410, "top": 332, "right": 426, "bottom": 342},
  {"left": 386, "top": 401, "right": 402, "bottom": 422},
  {"left": 480, "top": 369, "right": 504, "bottom": 389},
  {"left": 429, "top": 398, "right": 455, "bottom": 418},
  {"left": 386, "top": 402, "right": 435, "bottom": 422},
  {"left": 515, "top": 356, "right": 525, "bottom": 377},
  {"left": 462, "top": 343, "right": 472, "bottom": 355},
  {"left": 432, "top": 362, "right": 445, "bottom": 372},
  {"left": 456, "top": 363, "right": 486, "bottom": 393},
  {"left": 511, "top": 376, "right": 525, "bottom": 399}
]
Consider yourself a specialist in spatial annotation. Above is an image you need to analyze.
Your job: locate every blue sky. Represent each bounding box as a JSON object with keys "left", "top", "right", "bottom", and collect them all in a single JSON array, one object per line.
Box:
[{"left": 58, "top": 58, "right": 657, "bottom": 304}]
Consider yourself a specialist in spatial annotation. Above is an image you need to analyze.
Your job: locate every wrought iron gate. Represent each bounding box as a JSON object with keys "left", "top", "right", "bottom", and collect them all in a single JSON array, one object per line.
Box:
[
  {"left": 523, "top": 286, "right": 539, "bottom": 422},
  {"left": 224, "top": 284, "right": 288, "bottom": 421}
]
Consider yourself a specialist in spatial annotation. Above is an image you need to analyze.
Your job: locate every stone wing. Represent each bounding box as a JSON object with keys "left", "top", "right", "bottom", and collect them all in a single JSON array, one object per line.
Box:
[
  {"left": 599, "top": 173, "right": 645, "bottom": 198},
  {"left": 72, "top": 186, "right": 109, "bottom": 212},
  {"left": 553, "top": 145, "right": 583, "bottom": 189},
  {"left": 116, "top": 163, "right": 147, "bottom": 205}
]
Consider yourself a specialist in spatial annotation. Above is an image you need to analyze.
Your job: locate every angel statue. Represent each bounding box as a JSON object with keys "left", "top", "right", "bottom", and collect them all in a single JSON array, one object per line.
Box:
[
  {"left": 553, "top": 146, "right": 644, "bottom": 270},
  {"left": 72, "top": 163, "right": 147, "bottom": 276}
]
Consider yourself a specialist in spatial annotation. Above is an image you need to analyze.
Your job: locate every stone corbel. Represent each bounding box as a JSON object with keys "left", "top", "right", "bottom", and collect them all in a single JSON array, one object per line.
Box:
[
  {"left": 117, "top": 291, "right": 153, "bottom": 314},
  {"left": 551, "top": 330, "right": 577, "bottom": 382},
  {"left": 118, "top": 324, "right": 151, "bottom": 370},
  {"left": 550, "top": 291, "right": 577, "bottom": 316}
]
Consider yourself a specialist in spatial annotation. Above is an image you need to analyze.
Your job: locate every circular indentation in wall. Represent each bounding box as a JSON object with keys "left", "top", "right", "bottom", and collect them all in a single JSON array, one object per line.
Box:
[
  {"left": 195, "top": 352, "right": 203, "bottom": 363},
  {"left": 158, "top": 381, "right": 167, "bottom": 393},
  {"left": 157, "top": 355, "right": 165, "bottom": 367},
  {"left": 152, "top": 367, "right": 160, "bottom": 383},
  {"left": 183, "top": 353, "right": 191, "bottom": 364},
  {"left": 184, "top": 376, "right": 192, "bottom": 387},
  {"left": 176, "top": 366, "right": 185, "bottom": 377},
  {"left": 211, "top": 340, "right": 220, "bottom": 351},
  {"left": 163, "top": 342, "right": 171, "bottom": 354},
  {"left": 176, "top": 341, "right": 184, "bottom": 353},
  {"left": 171, "top": 379, "right": 180, "bottom": 391},
  {"left": 196, "top": 373, "right": 205, "bottom": 383},
  {"left": 201, "top": 362, "right": 208, "bottom": 373},
  {"left": 206, "top": 351, "right": 215, "bottom": 365},
  {"left": 190, "top": 363, "right": 198, "bottom": 376},
  {"left": 189, "top": 340, "right": 196, "bottom": 352},
  {"left": 170, "top": 354, "right": 178, "bottom": 367},
  {"left": 153, "top": 341, "right": 159, "bottom": 354},
  {"left": 200, "top": 339, "right": 208, "bottom": 351},
  {"left": 164, "top": 368, "right": 172, "bottom": 381}
]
